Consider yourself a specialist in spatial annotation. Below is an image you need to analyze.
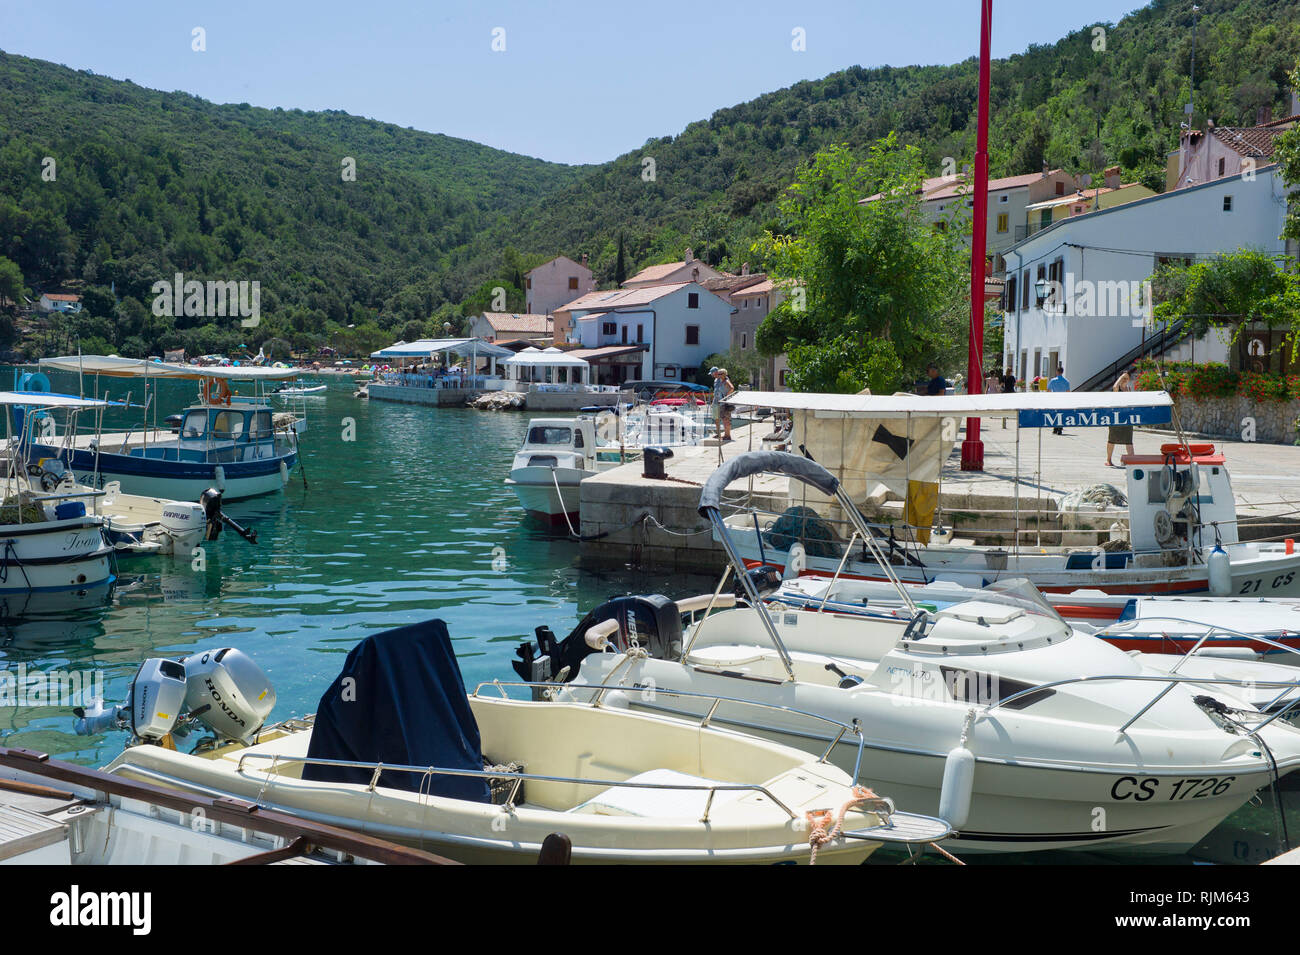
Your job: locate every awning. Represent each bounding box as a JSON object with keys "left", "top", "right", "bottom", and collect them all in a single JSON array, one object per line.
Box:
[
  {"left": 567, "top": 344, "right": 648, "bottom": 362},
  {"left": 40, "top": 356, "right": 298, "bottom": 380},
  {"left": 370, "top": 338, "right": 514, "bottom": 359},
  {"left": 725, "top": 389, "right": 1174, "bottom": 426},
  {"left": 502, "top": 347, "right": 589, "bottom": 368},
  {"left": 0, "top": 391, "right": 119, "bottom": 408}
]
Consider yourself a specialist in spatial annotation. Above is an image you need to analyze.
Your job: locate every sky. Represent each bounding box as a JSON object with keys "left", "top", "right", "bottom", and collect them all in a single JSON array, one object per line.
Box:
[{"left": 0, "top": 0, "right": 1150, "bottom": 166}]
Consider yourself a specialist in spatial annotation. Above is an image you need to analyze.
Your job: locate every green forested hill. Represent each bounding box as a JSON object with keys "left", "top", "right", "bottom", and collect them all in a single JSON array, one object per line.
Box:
[
  {"left": 0, "top": 51, "right": 581, "bottom": 356},
  {"left": 1, "top": 0, "right": 1298, "bottom": 359}
]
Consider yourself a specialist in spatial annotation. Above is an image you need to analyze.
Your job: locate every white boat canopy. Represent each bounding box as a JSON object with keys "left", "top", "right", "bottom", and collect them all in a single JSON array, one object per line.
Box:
[
  {"left": 370, "top": 338, "right": 515, "bottom": 360},
  {"left": 40, "top": 356, "right": 299, "bottom": 380},
  {"left": 726, "top": 389, "right": 1174, "bottom": 426},
  {"left": 0, "top": 391, "right": 118, "bottom": 408}
]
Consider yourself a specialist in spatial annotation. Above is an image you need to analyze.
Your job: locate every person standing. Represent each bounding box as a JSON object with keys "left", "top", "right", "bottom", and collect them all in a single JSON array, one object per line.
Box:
[
  {"left": 711, "top": 367, "right": 735, "bottom": 441},
  {"left": 1002, "top": 367, "right": 1017, "bottom": 394},
  {"left": 1106, "top": 369, "right": 1136, "bottom": 467},
  {"left": 924, "top": 363, "right": 948, "bottom": 396},
  {"left": 1047, "top": 364, "right": 1070, "bottom": 434},
  {"left": 984, "top": 368, "right": 1002, "bottom": 394}
]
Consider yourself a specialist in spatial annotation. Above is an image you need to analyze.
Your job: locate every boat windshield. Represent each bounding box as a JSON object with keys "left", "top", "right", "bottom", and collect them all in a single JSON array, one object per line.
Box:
[
  {"left": 527, "top": 426, "right": 572, "bottom": 446},
  {"left": 976, "top": 578, "right": 1069, "bottom": 630}
]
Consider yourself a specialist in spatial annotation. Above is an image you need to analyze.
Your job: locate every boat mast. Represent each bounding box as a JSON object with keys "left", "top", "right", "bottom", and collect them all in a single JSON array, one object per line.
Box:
[{"left": 961, "top": 0, "right": 993, "bottom": 472}]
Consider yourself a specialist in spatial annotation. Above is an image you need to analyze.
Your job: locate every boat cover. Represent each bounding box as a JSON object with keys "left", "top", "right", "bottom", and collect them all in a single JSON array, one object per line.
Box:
[{"left": 303, "top": 619, "right": 490, "bottom": 802}]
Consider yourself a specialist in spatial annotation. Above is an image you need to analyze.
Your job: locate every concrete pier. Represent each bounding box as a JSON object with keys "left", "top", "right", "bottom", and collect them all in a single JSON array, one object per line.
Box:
[{"left": 577, "top": 420, "right": 1300, "bottom": 572}]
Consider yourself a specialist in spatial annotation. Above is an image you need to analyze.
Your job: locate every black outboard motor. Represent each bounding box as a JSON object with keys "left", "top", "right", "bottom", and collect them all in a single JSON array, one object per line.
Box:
[
  {"left": 200, "top": 487, "right": 258, "bottom": 544},
  {"left": 513, "top": 594, "right": 682, "bottom": 684}
]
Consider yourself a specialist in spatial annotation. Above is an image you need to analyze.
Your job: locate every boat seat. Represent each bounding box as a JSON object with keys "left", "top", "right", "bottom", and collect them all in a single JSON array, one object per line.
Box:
[{"left": 567, "top": 769, "right": 740, "bottom": 818}]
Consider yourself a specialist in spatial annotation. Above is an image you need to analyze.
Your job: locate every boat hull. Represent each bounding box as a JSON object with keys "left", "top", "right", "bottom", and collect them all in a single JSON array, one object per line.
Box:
[
  {"left": 32, "top": 443, "right": 296, "bottom": 502},
  {"left": 0, "top": 517, "right": 115, "bottom": 603},
  {"left": 506, "top": 466, "right": 591, "bottom": 522}
]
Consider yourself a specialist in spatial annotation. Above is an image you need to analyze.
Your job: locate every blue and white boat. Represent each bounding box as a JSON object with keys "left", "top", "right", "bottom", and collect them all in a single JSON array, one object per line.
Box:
[
  {"left": 0, "top": 391, "right": 116, "bottom": 614},
  {"left": 20, "top": 356, "right": 302, "bottom": 502}
]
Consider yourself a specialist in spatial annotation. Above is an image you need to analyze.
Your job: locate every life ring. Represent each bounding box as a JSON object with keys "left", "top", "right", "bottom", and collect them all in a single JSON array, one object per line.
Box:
[{"left": 202, "top": 377, "right": 232, "bottom": 405}]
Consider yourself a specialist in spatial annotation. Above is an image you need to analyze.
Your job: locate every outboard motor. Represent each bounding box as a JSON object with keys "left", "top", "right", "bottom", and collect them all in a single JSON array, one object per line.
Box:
[
  {"left": 200, "top": 487, "right": 258, "bottom": 544},
  {"left": 513, "top": 594, "right": 683, "bottom": 684},
  {"left": 74, "top": 646, "right": 276, "bottom": 745}
]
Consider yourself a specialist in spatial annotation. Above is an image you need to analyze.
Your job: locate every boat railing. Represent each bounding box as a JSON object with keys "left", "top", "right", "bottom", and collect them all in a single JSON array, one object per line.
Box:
[
  {"left": 984, "top": 669, "right": 1300, "bottom": 736},
  {"left": 234, "top": 750, "right": 803, "bottom": 824},
  {"left": 1098, "top": 614, "right": 1300, "bottom": 725},
  {"left": 471, "top": 678, "right": 868, "bottom": 784}
]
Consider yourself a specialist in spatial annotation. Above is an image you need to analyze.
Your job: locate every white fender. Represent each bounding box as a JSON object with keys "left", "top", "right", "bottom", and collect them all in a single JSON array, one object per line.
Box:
[
  {"left": 1208, "top": 545, "right": 1232, "bottom": 597},
  {"left": 280, "top": 460, "right": 289, "bottom": 484},
  {"left": 938, "top": 744, "right": 975, "bottom": 830},
  {"left": 214, "top": 465, "right": 226, "bottom": 491}
]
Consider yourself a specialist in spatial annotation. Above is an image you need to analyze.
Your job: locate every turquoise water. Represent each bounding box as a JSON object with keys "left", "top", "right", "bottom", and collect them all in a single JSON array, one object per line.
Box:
[{"left": 0, "top": 371, "right": 713, "bottom": 764}]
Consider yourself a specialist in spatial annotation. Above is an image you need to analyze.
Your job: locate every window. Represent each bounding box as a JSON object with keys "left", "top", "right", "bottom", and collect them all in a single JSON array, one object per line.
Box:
[
  {"left": 1156, "top": 255, "right": 1193, "bottom": 269},
  {"left": 1218, "top": 158, "right": 1226, "bottom": 177},
  {"left": 181, "top": 410, "right": 207, "bottom": 439},
  {"left": 1055, "top": 181, "right": 1065, "bottom": 196},
  {"left": 741, "top": 333, "right": 747, "bottom": 349},
  {"left": 685, "top": 325, "right": 699, "bottom": 346},
  {"left": 601, "top": 321, "right": 616, "bottom": 336},
  {"left": 935, "top": 221, "right": 947, "bottom": 232},
  {"left": 687, "top": 292, "right": 699, "bottom": 309},
  {"left": 742, "top": 299, "right": 749, "bottom": 309},
  {"left": 526, "top": 278, "right": 532, "bottom": 289},
  {"left": 1005, "top": 275, "right": 1017, "bottom": 312},
  {"left": 1223, "top": 195, "right": 1233, "bottom": 212},
  {"left": 249, "top": 411, "right": 273, "bottom": 439},
  {"left": 996, "top": 213, "right": 1008, "bottom": 233},
  {"left": 636, "top": 324, "right": 643, "bottom": 342},
  {"left": 212, "top": 411, "right": 245, "bottom": 439},
  {"left": 568, "top": 277, "right": 578, "bottom": 290},
  {"left": 621, "top": 325, "right": 627, "bottom": 344},
  {"left": 998, "top": 194, "right": 1009, "bottom": 204},
  {"left": 527, "top": 427, "right": 572, "bottom": 446},
  {"left": 1021, "top": 270, "right": 1030, "bottom": 310},
  {"left": 779, "top": 368, "right": 790, "bottom": 387}
]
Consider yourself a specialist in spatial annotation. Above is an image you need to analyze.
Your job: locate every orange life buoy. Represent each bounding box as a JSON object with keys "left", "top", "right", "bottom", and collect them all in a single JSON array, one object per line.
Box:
[{"left": 202, "top": 378, "right": 232, "bottom": 405}]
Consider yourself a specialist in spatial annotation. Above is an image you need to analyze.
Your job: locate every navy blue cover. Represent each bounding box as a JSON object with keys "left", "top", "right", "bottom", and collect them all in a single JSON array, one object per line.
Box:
[{"left": 303, "top": 619, "right": 490, "bottom": 802}]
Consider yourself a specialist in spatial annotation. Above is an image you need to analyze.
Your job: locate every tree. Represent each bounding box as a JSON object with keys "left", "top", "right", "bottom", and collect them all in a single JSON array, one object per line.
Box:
[
  {"left": 615, "top": 233, "right": 627, "bottom": 286},
  {"left": 753, "top": 136, "right": 970, "bottom": 393},
  {"left": 0, "top": 256, "right": 24, "bottom": 307},
  {"left": 1150, "top": 249, "right": 1300, "bottom": 345},
  {"left": 1278, "top": 64, "right": 1300, "bottom": 244}
]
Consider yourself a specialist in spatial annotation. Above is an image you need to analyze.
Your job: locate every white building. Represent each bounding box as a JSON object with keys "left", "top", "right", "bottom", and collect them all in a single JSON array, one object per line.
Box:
[
  {"left": 524, "top": 255, "right": 595, "bottom": 316},
  {"left": 39, "top": 292, "right": 82, "bottom": 313},
  {"left": 1001, "top": 163, "right": 1293, "bottom": 390},
  {"left": 568, "top": 282, "right": 733, "bottom": 384}
]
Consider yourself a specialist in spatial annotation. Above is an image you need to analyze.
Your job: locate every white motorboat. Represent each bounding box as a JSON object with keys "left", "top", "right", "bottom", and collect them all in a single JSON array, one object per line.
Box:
[
  {"left": 719, "top": 390, "right": 1300, "bottom": 599},
  {"left": 767, "top": 574, "right": 1300, "bottom": 660},
  {"left": 98, "top": 620, "right": 951, "bottom": 864},
  {"left": 510, "top": 450, "right": 1300, "bottom": 855},
  {"left": 506, "top": 406, "right": 713, "bottom": 525},
  {"left": 273, "top": 384, "right": 327, "bottom": 397},
  {"left": 0, "top": 392, "right": 117, "bottom": 613}
]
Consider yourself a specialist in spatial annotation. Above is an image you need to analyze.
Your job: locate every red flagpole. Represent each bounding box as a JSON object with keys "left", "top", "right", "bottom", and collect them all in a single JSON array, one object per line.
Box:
[{"left": 960, "top": 0, "right": 992, "bottom": 471}]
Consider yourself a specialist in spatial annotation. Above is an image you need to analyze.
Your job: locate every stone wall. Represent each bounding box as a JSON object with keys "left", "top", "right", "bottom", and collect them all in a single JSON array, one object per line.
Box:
[{"left": 1170, "top": 395, "right": 1300, "bottom": 444}]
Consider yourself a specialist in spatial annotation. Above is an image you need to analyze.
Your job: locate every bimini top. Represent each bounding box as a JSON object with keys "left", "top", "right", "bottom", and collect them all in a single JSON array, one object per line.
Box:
[
  {"left": 0, "top": 391, "right": 118, "bottom": 409},
  {"left": 370, "top": 338, "right": 515, "bottom": 360},
  {"left": 40, "top": 356, "right": 299, "bottom": 381},
  {"left": 725, "top": 389, "right": 1173, "bottom": 427}
]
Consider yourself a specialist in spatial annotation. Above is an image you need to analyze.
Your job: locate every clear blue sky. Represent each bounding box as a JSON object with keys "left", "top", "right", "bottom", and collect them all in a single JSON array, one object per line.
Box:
[{"left": 0, "top": 0, "right": 1147, "bottom": 165}]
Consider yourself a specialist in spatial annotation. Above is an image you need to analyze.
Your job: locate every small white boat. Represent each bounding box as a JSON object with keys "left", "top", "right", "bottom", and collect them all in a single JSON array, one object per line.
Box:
[
  {"left": 273, "top": 384, "right": 327, "bottom": 397},
  {"left": 506, "top": 417, "right": 610, "bottom": 525},
  {"left": 100, "top": 620, "right": 951, "bottom": 864}
]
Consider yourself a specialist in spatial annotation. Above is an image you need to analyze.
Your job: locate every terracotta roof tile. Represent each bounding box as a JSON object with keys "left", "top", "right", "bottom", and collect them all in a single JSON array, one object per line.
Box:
[{"left": 481, "top": 312, "right": 553, "bottom": 333}]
